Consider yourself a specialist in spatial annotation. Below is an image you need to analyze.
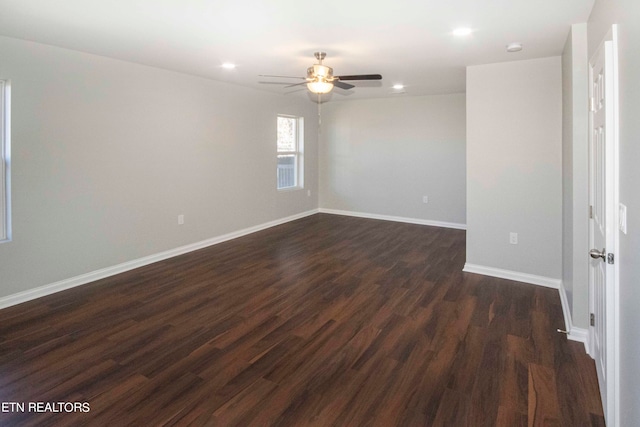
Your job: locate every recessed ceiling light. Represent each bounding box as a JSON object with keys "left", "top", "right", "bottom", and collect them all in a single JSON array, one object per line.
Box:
[
  {"left": 506, "top": 43, "right": 523, "bottom": 52},
  {"left": 222, "top": 63, "right": 236, "bottom": 69},
  {"left": 453, "top": 28, "right": 473, "bottom": 36},
  {"left": 393, "top": 84, "right": 404, "bottom": 90}
]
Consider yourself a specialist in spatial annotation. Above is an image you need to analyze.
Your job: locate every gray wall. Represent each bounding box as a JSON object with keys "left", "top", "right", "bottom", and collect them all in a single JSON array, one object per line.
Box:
[
  {"left": 561, "top": 24, "right": 590, "bottom": 329},
  {"left": 0, "top": 36, "right": 318, "bottom": 299},
  {"left": 588, "top": 1, "right": 640, "bottom": 425},
  {"left": 466, "top": 57, "right": 563, "bottom": 280},
  {"left": 319, "top": 94, "right": 466, "bottom": 226}
]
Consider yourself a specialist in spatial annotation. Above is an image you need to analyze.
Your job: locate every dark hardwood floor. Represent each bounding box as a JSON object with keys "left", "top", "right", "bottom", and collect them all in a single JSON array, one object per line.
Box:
[{"left": 0, "top": 214, "right": 604, "bottom": 426}]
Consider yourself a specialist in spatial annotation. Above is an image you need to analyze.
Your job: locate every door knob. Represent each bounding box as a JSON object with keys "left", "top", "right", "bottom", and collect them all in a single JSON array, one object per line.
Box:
[{"left": 590, "top": 248, "right": 606, "bottom": 261}]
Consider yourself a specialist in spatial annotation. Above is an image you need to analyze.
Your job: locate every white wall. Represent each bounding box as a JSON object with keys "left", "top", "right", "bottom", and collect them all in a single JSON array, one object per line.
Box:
[
  {"left": 562, "top": 24, "right": 590, "bottom": 329},
  {"left": 0, "top": 36, "right": 318, "bottom": 300},
  {"left": 466, "top": 57, "right": 563, "bottom": 281},
  {"left": 587, "top": 1, "right": 640, "bottom": 425},
  {"left": 319, "top": 94, "right": 466, "bottom": 226}
]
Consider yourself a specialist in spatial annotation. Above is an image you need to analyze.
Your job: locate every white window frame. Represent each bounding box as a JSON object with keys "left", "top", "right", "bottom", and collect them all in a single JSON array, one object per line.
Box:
[
  {"left": 0, "top": 80, "right": 11, "bottom": 243},
  {"left": 276, "top": 115, "right": 304, "bottom": 190}
]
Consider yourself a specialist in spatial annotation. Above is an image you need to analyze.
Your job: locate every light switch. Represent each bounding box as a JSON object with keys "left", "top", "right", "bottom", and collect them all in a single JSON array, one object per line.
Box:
[{"left": 619, "top": 203, "right": 627, "bottom": 234}]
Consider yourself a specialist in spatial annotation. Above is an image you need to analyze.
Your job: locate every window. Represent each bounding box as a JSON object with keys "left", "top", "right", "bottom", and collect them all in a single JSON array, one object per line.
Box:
[
  {"left": 0, "top": 80, "right": 10, "bottom": 242},
  {"left": 277, "top": 115, "right": 303, "bottom": 190}
]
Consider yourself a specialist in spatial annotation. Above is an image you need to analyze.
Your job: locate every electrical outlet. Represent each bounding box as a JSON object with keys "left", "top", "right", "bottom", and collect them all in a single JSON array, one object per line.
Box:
[
  {"left": 178, "top": 214, "right": 184, "bottom": 225},
  {"left": 510, "top": 232, "right": 518, "bottom": 245},
  {"left": 422, "top": 196, "right": 428, "bottom": 204}
]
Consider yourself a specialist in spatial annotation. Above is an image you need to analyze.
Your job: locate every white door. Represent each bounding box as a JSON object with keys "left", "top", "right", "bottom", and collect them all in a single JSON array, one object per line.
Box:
[{"left": 589, "top": 27, "right": 619, "bottom": 426}]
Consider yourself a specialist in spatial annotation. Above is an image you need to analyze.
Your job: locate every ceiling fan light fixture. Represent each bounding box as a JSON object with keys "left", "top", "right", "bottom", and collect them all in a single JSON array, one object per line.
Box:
[
  {"left": 308, "top": 64, "right": 333, "bottom": 79},
  {"left": 307, "top": 80, "right": 334, "bottom": 94},
  {"left": 307, "top": 62, "right": 334, "bottom": 94}
]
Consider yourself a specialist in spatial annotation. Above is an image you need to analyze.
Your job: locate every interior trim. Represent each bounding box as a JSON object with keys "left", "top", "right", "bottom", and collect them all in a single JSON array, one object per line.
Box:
[
  {"left": 463, "top": 263, "right": 561, "bottom": 289},
  {"left": 318, "top": 208, "right": 466, "bottom": 230},
  {"left": 0, "top": 209, "right": 320, "bottom": 310},
  {"left": 558, "top": 281, "right": 591, "bottom": 354}
]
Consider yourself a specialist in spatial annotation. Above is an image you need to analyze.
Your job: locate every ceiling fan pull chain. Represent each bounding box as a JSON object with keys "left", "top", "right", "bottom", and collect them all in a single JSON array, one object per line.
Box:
[{"left": 318, "top": 93, "right": 322, "bottom": 129}]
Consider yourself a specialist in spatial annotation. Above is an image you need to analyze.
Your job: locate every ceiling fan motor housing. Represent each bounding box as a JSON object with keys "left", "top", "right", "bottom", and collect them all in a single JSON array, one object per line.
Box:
[{"left": 307, "top": 64, "right": 334, "bottom": 81}]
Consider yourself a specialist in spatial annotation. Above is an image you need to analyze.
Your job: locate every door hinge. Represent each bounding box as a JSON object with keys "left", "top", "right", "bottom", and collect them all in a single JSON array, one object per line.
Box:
[
  {"left": 590, "top": 313, "right": 595, "bottom": 327},
  {"left": 607, "top": 253, "right": 614, "bottom": 264},
  {"left": 589, "top": 205, "right": 593, "bottom": 219}
]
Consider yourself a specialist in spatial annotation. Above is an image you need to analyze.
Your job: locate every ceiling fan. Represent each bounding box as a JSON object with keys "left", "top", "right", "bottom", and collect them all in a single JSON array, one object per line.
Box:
[{"left": 260, "top": 52, "right": 382, "bottom": 94}]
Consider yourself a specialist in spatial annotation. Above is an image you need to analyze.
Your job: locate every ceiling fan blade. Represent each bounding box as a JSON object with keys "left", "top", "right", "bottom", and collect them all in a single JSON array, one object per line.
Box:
[
  {"left": 285, "top": 88, "right": 307, "bottom": 95},
  {"left": 259, "top": 74, "right": 306, "bottom": 80},
  {"left": 334, "top": 80, "right": 355, "bottom": 90},
  {"left": 258, "top": 81, "right": 300, "bottom": 85},
  {"left": 337, "top": 74, "right": 383, "bottom": 81},
  {"left": 284, "top": 82, "right": 307, "bottom": 89}
]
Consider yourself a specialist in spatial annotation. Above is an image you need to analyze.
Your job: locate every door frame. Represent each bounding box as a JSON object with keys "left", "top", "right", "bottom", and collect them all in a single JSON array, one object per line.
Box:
[{"left": 588, "top": 24, "right": 620, "bottom": 427}]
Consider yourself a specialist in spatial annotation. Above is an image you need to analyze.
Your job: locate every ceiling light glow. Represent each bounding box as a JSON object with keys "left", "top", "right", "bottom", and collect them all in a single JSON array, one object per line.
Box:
[
  {"left": 222, "top": 63, "right": 236, "bottom": 69},
  {"left": 506, "top": 42, "right": 523, "bottom": 52},
  {"left": 307, "top": 80, "right": 334, "bottom": 94},
  {"left": 453, "top": 28, "right": 473, "bottom": 36},
  {"left": 393, "top": 84, "right": 404, "bottom": 90}
]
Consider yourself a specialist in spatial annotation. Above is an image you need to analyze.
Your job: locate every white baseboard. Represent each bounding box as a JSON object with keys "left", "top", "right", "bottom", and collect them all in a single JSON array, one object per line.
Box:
[
  {"left": 0, "top": 209, "right": 320, "bottom": 310},
  {"left": 318, "top": 208, "right": 466, "bottom": 230},
  {"left": 463, "top": 263, "right": 561, "bottom": 289},
  {"left": 558, "top": 281, "right": 573, "bottom": 333},
  {"left": 568, "top": 327, "right": 590, "bottom": 354},
  {"left": 558, "top": 281, "right": 591, "bottom": 355}
]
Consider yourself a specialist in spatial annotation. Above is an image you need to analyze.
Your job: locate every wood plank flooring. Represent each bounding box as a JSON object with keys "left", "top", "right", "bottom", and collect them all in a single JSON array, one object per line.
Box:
[{"left": 0, "top": 214, "right": 604, "bottom": 426}]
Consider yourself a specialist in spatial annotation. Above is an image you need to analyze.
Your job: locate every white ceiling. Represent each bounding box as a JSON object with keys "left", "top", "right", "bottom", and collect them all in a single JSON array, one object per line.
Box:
[{"left": 0, "top": 0, "right": 594, "bottom": 100}]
